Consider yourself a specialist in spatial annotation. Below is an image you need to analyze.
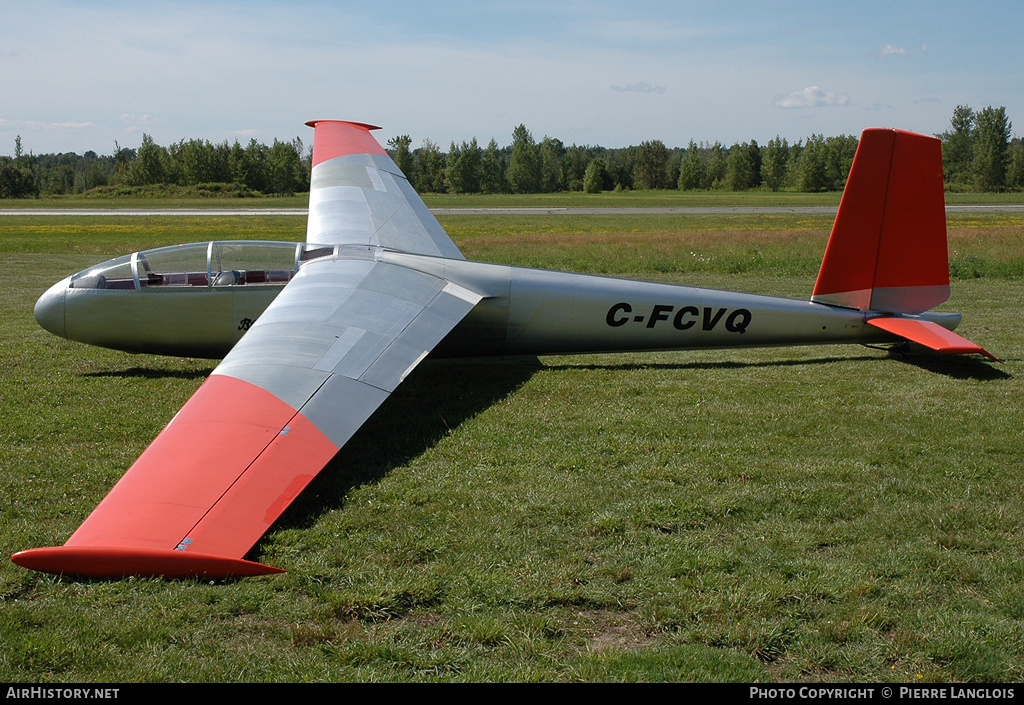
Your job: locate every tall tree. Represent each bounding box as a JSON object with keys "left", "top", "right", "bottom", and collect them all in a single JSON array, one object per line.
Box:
[
  {"left": 266, "top": 138, "right": 305, "bottom": 194},
  {"left": 0, "top": 157, "right": 37, "bottom": 197},
  {"left": 562, "top": 145, "right": 593, "bottom": 191},
  {"left": 173, "top": 138, "right": 220, "bottom": 185},
  {"left": 677, "top": 141, "right": 705, "bottom": 191},
  {"left": 112, "top": 140, "right": 134, "bottom": 182},
  {"left": 633, "top": 139, "right": 670, "bottom": 190},
  {"left": 445, "top": 138, "right": 482, "bottom": 194},
  {"left": 480, "top": 138, "right": 507, "bottom": 194},
  {"left": 506, "top": 124, "right": 541, "bottom": 193},
  {"left": 414, "top": 139, "right": 446, "bottom": 192},
  {"left": 583, "top": 157, "right": 607, "bottom": 193},
  {"left": 123, "top": 134, "right": 167, "bottom": 186},
  {"left": 942, "top": 105, "right": 975, "bottom": 186},
  {"left": 822, "top": 134, "right": 858, "bottom": 190},
  {"left": 794, "top": 135, "right": 828, "bottom": 192},
  {"left": 725, "top": 140, "right": 762, "bottom": 191},
  {"left": 229, "top": 139, "right": 270, "bottom": 192},
  {"left": 1007, "top": 137, "right": 1024, "bottom": 190},
  {"left": 760, "top": 136, "right": 789, "bottom": 191},
  {"left": 539, "top": 136, "right": 565, "bottom": 192},
  {"left": 704, "top": 142, "right": 728, "bottom": 189},
  {"left": 972, "top": 105, "right": 1011, "bottom": 191},
  {"left": 387, "top": 135, "right": 414, "bottom": 178}
]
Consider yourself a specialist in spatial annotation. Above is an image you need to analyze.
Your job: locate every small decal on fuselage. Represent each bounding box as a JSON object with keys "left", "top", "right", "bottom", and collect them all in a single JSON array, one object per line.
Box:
[{"left": 606, "top": 302, "right": 751, "bottom": 334}]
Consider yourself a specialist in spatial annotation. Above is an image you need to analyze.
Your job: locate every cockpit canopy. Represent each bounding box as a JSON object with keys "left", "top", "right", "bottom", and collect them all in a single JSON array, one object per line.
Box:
[{"left": 68, "top": 241, "right": 335, "bottom": 291}]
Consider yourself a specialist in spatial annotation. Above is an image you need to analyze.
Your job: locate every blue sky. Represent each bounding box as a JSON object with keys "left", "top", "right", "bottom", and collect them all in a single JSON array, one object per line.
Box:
[{"left": 2, "top": 0, "right": 1022, "bottom": 156}]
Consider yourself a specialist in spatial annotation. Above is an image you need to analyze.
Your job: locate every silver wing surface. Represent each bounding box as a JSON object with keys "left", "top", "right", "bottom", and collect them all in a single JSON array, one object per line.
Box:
[{"left": 12, "top": 121, "right": 482, "bottom": 579}]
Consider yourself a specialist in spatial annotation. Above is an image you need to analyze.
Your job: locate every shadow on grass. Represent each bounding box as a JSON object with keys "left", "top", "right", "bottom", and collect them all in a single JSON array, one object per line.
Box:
[
  {"left": 544, "top": 347, "right": 1011, "bottom": 380},
  {"left": 540, "top": 353, "right": 884, "bottom": 373},
  {"left": 269, "top": 355, "right": 544, "bottom": 533},
  {"left": 84, "top": 366, "right": 215, "bottom": 380},
  {"left": 886, "top": 346, "right": 1012, "bottom": 381}
]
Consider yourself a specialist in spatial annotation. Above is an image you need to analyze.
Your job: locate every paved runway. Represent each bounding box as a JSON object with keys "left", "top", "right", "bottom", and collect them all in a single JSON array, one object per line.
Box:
[{"left": 1, "top": 205, "right": 1022, "bottom": 217}]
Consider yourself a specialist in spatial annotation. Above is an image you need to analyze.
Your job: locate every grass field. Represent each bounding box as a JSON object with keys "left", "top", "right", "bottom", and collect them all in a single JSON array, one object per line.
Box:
[
  {"left": 2, "top": 187, "right": 1022, "bottom": 211},
  {"left": 1, "top": 202, "right": 1022, "bottom": 683}
]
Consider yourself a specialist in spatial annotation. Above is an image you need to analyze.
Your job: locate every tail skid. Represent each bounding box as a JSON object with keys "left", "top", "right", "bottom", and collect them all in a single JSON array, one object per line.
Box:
[{"left": 812, "top": 128, "right": 995, "bottom": 361}]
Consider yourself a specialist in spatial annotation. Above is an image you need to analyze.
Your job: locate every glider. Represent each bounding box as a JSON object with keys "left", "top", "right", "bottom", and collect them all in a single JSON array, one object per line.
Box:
[{"left": 12, "top": 121, "right": 996, "bottom": 579}]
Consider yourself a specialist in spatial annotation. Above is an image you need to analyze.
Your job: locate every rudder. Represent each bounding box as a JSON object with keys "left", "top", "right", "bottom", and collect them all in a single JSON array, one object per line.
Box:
[{"left": 811, "top": 128, "right": 949, "bottom": 314}]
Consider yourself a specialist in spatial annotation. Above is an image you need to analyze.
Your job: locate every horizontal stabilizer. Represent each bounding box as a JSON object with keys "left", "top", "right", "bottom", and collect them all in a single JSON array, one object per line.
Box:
[{"left": 867, "top": 317, "right": 999, "bottom": 361}]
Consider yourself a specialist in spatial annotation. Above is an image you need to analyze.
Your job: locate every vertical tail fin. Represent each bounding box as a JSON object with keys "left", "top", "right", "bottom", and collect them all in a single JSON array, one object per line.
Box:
[
  {"left": 813, "top": 128, "right": 997, "bottom": 360},
  {"left": 811, "top": 128, "right": 949, "bottom": 314}
]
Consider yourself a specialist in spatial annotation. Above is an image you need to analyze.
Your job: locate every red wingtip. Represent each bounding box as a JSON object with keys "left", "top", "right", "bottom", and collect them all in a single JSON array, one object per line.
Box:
[
  {"left": 11, "top": 546, "right": 285, "bottom": 579},
  {"left": 306, "top": 119, "right": 386, "bottom": 166},
  {"left": 305, "top": 119, "right": 382, "bottom": 131}
]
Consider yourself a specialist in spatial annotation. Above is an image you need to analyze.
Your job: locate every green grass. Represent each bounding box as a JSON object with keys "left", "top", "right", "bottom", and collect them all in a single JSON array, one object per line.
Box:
[
  {"left": 0, "top": 194, "right": 310, "bottom": 210},
  {"left": 1, "top": 208, "right": 1022, "bottom": 682}
]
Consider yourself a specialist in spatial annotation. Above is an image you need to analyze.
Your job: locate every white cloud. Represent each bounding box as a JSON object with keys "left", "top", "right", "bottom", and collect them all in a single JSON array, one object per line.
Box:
[
  {"left": 119, "top": 114, "right": 157, "bottom": 124},
  {"left": 873, "top": 43, "right": 929, "bottom": 61},
  {"left": 610, "top": 81, "right": 666, "bottom": 94},
  {"left": 774, "top": 86, "right": 850, "bottom": 109},
  {"left": 875, "top": 43, "right": 910, "bottom": 59}
]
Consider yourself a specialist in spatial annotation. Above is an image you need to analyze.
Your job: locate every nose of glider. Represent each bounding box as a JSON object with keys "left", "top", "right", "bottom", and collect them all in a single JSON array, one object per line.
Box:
[{"left": 34, "top": 277, "right": 70, "bottom": 339}]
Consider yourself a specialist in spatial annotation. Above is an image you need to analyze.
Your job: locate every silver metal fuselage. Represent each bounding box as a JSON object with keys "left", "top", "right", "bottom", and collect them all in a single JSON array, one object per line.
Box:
[{"left": 35, "top": 242, "right": 961, "bottom": 360}]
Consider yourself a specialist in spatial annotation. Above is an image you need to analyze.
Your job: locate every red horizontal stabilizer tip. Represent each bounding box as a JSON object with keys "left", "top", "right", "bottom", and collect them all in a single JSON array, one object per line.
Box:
[
  {"left": 306, "top": 119, "right": 386, "bottom": 166},
  {"left": 11, "top": 546, "right": 284, "bottom": 579},
  {"left": 867, "top": 317, "right": 1000, "bottom": 361}
]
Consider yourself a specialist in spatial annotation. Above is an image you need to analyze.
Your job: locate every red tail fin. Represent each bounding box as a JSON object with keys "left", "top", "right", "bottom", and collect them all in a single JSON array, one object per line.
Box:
[{"left": 811, "top": 129, "right": 949, "bottom": 314}]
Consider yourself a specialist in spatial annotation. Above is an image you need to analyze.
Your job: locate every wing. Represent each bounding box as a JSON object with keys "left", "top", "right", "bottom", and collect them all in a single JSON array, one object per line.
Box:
[
  {"left": 14, "top": 258, "right": 483, "bottom": 578},
  {"left": 12, "top": 123, "right": 483, "bottom": 579},
  {"left": 305, "top": 120, "right": 465, "bottom": 259}
]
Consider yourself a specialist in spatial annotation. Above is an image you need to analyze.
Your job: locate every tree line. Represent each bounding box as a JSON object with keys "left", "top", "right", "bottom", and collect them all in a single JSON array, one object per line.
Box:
[
  {"left": 0, "top": 135, "right": 309, "bottom": 198},
  {"left": 2, "top": 105, "right": 1021, "bottom": 198},
  {"left": 938, "top": 105, "right": 1023, "bottom": 190},
  {"left": 387, "top": 129, "right": 863, "bottom": 195}
]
